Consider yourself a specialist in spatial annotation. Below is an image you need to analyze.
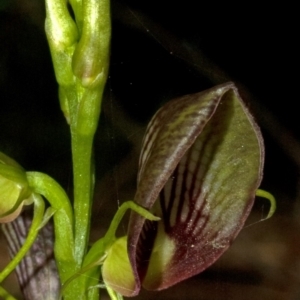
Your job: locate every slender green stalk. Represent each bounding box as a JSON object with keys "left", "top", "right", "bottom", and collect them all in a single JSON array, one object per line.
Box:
[
  {"left": 0, "top": 194, "right": 45, "bottom": 283},
  {"left": 44, "top": 0, "right": 111, "bottom": 297},
  {"left": 103, "top": 201, "right": 160, "bottom": 249},
  {"left": 0, "top": 286, "right": 17, "bottom": 300},
  {"left": 71, "top": 132, "right": 95, "bottom": 265}
]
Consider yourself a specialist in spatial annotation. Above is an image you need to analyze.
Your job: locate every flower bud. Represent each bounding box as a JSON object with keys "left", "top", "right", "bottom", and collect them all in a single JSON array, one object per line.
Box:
[
  {"left": 0, "top": 153, "right": 33, "bottom": 223},
  {"left": 72, "top": 0, "right": 110, "bottom": 88}
]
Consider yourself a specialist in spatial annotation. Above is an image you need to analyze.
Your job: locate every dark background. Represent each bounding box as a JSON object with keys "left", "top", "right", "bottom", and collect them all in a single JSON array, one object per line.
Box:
[{"left": 0, "top": 0, "right": 299, "bottom": 299}]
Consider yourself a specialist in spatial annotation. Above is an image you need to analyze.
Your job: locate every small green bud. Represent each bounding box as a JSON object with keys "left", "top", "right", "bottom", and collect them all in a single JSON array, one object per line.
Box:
[
  {"left": 72, "top": 0, "right": 110, "bottom": 88},
  {"left": 0, "top": 153, "right": 33, "bottom": 223},
  {"left": 45, "top": 0, "right": 79, "bottom": 87}
]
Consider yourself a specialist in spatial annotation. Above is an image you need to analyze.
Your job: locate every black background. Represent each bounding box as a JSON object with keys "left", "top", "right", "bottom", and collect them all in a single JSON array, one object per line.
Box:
[{"left": 0, "top": 1, "right": 299, "bottom": 299}]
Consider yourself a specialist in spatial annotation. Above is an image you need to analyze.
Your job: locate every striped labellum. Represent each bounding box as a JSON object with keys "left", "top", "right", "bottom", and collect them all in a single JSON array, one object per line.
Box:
[{"left": 103, "top": 82, "right": 264, "bottom": 296}]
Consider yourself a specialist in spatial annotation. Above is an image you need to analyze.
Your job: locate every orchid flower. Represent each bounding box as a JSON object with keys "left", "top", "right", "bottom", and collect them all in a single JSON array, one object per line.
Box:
[
  {"left": 0, "top": 153, "right": 48, "bottom": 290},
  {"left": 0, "top": 152, "right": 33, "bottom": 223},
  {"left": 0, "top": 153, "right": 74, "bottom": 293},
  {"left": 101, "top": 82, "right": 275, "bottom": 298}
]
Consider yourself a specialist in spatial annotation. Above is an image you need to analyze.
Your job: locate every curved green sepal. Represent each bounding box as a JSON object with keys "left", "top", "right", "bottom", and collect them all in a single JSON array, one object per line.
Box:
[
  {"left": 26, "top": 172, "right": 75, "bottom": 283},
  {"left": 103, "top": 201, "right": 160, "bottom": 249},
  {"left": 0, "top": 152, "right": 33, "bottom": 223},
  {"left": 255, "top": 189, "right": 276, "bottom": 220}
]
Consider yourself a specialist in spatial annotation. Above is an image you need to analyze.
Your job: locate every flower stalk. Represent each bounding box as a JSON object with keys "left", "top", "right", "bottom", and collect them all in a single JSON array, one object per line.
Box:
[
  {"left": 45, "top": 0, "right": 110, "bottom": 261},
  {"left": 44, "top": 0, "right": 111, "bottom": 298}
]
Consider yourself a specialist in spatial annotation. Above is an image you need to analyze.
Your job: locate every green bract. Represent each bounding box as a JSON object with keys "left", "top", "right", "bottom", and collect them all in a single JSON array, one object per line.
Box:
[{"left": 0, "top": 152, "right": 33, "bottom": 223}]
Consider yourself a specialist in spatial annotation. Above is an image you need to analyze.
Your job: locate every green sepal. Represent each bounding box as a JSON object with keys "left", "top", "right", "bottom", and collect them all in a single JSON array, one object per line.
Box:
[
  {"left": 0, "top": 152, "right": 32, "bottom": 222},
  {"left": 0, "top": 152, "right": 29, "bottom": 186},
  {"left": 26, "top": 172, "right": 75, "bottom": 285},
  {"left": 255, "top": 189, "right": 276, "bottom": 220}
]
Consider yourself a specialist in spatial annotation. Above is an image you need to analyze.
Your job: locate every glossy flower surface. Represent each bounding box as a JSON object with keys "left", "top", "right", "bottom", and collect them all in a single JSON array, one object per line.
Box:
[
  {"left": 103, "top": 82, "right": 264, "bottom": 296},
  {"left": 0, "top": 152, "right": 33, "bottom": 223}
]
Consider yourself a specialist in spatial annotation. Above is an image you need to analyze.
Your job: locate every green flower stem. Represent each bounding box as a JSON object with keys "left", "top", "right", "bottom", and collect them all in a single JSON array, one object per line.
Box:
[
  {"left": 0, "top": 286, "right": 17, "bottom": 300},
  {"left": 69, "top": 0, "right": 111, "bottom": 265},
  {"left": 71, "top": 130, "right": 95, "bottom": 267},
  {"left": 0, "top": 194, "right": 45, "bottom": 283},
  {"left": 26, "top": 172, "right": 75, "bottom": 283},
  {"left": 62, "top": 86, "right": 104, "bottom": 299},
  {"left": 44, "top": 0, "right": 111, "bottom": 297}
]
